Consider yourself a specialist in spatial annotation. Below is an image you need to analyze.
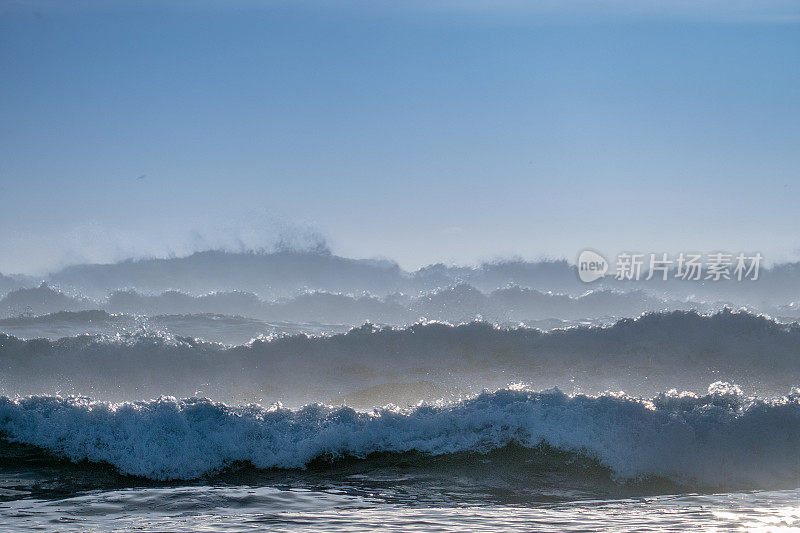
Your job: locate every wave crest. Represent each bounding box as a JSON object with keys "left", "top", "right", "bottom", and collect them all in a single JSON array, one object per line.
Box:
[{"left": 1, "top": 386, "right": 799, "bottom": 488}]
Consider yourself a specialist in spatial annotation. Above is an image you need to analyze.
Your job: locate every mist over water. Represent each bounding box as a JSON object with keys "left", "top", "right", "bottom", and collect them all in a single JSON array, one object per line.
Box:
[
  {"left": 0, "top": 309, "right": 798, "bottom": 405},
  {"left": 1, "top": 249, "right": 799, "bottom": 475},
  {"left": 3, "top": 1, "right": 800, "bottom": 527},
  {"left": 1, "top": 247, "right": 799, "bottom": 533}
]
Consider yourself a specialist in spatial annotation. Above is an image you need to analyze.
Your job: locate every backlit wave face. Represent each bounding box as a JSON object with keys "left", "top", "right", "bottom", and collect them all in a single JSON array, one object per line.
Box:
[
  {"left": 2, "top": 386, "right": 798, "bottom": 490},
  {"left": 0, "top": 310, "right": 798, "bottom": 404}
]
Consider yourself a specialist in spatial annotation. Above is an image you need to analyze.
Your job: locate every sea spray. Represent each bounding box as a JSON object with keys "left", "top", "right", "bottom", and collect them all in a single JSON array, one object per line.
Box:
[{"left": 1, "top": 385, "right": 799, "bottom": 487}]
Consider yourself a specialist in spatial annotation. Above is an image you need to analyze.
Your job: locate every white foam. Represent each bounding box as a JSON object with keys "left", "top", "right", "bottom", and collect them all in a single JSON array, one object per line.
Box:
[{"left": 1, "top": 386, "right": 798, "bottom": 487}]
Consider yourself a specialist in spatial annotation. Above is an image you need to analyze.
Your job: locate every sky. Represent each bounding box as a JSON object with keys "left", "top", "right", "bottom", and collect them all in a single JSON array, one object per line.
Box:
[{"left": 1, "top": 0, "right": 799, "bottom": 274}]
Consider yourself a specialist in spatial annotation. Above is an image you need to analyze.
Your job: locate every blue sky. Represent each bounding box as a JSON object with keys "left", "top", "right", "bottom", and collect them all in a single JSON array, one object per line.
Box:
[{"left": 1, "top": 1, "right": 799, "bottom": 274}]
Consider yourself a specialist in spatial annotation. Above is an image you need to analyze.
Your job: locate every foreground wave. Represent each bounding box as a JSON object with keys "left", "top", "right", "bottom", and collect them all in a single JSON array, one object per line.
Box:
[{"left": 1, "top": 385, "right": 799, "bottom": 489}]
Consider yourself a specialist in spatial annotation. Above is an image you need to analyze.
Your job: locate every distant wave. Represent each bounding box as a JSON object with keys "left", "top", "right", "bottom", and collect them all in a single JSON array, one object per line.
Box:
[
  {"left": 1, "top": 310, "right": 798, "bottom": 402},
  {"left": 0, "top": 310, "right": 348, "bottom": 345},
  {"left": 1, "top": 385, "right": 798, "bottom": 489},
  {"left": 2, "top": 283, "right": 720, "bottom": 325},
  {"left": 35, "top": 249, "right": 800, "bottom": 305},
  {"left": 1, "top": 309, "right": 797, "bottom": 370}
]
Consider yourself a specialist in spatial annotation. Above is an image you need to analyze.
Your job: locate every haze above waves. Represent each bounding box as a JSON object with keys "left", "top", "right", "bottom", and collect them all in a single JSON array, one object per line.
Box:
[
  {"left": 0, "top": 249, "right": 797, "bottom": 408},
  {"left": 2, "top": 249, "right": 800, "bottom": 306},
  {"left": 0, "top": 248, "right": 798, "bottom": 503}
]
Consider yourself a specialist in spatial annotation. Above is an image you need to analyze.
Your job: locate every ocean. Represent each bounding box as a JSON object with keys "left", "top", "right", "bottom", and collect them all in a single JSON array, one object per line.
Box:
[
  {"left": 1, "top": 387, "right": 799, "bottom": 531},
  {"left": 1, "top": 257, "right": 799, "bottom": 531},
  {"left": 4, "top": 1, "right": 798, "bottom": 528}
]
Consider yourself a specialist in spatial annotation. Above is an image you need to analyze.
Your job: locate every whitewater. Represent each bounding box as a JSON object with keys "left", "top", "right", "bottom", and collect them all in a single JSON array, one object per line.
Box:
[
  {"left": 2, "top": 386, "right": 800, "bottom": 531},
  {"left": 2, "top": 253, "right": 800, "bottom": 531},
  {"left": 1, "top": 385, "right": 799, "bottom": 488}
]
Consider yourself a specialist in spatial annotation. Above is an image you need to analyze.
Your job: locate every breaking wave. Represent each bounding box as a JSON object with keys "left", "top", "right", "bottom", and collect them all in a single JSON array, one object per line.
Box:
[
  {"left": 1, "top": 309, "right": 799, "bottom": 403},
  {"left": 1, "top": 385, "right": 798, "bottom": 489}
]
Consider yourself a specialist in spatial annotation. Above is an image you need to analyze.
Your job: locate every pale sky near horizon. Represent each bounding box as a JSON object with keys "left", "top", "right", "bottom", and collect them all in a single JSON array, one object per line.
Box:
[{"left": 1, "top": 1, "right": 799, "bottom": 274}]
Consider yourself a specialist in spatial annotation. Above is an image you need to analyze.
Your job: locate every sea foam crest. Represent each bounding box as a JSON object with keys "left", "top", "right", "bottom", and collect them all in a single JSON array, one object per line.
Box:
[{"left": 1, "top": 386, "right": 799, "bottom": 487}]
